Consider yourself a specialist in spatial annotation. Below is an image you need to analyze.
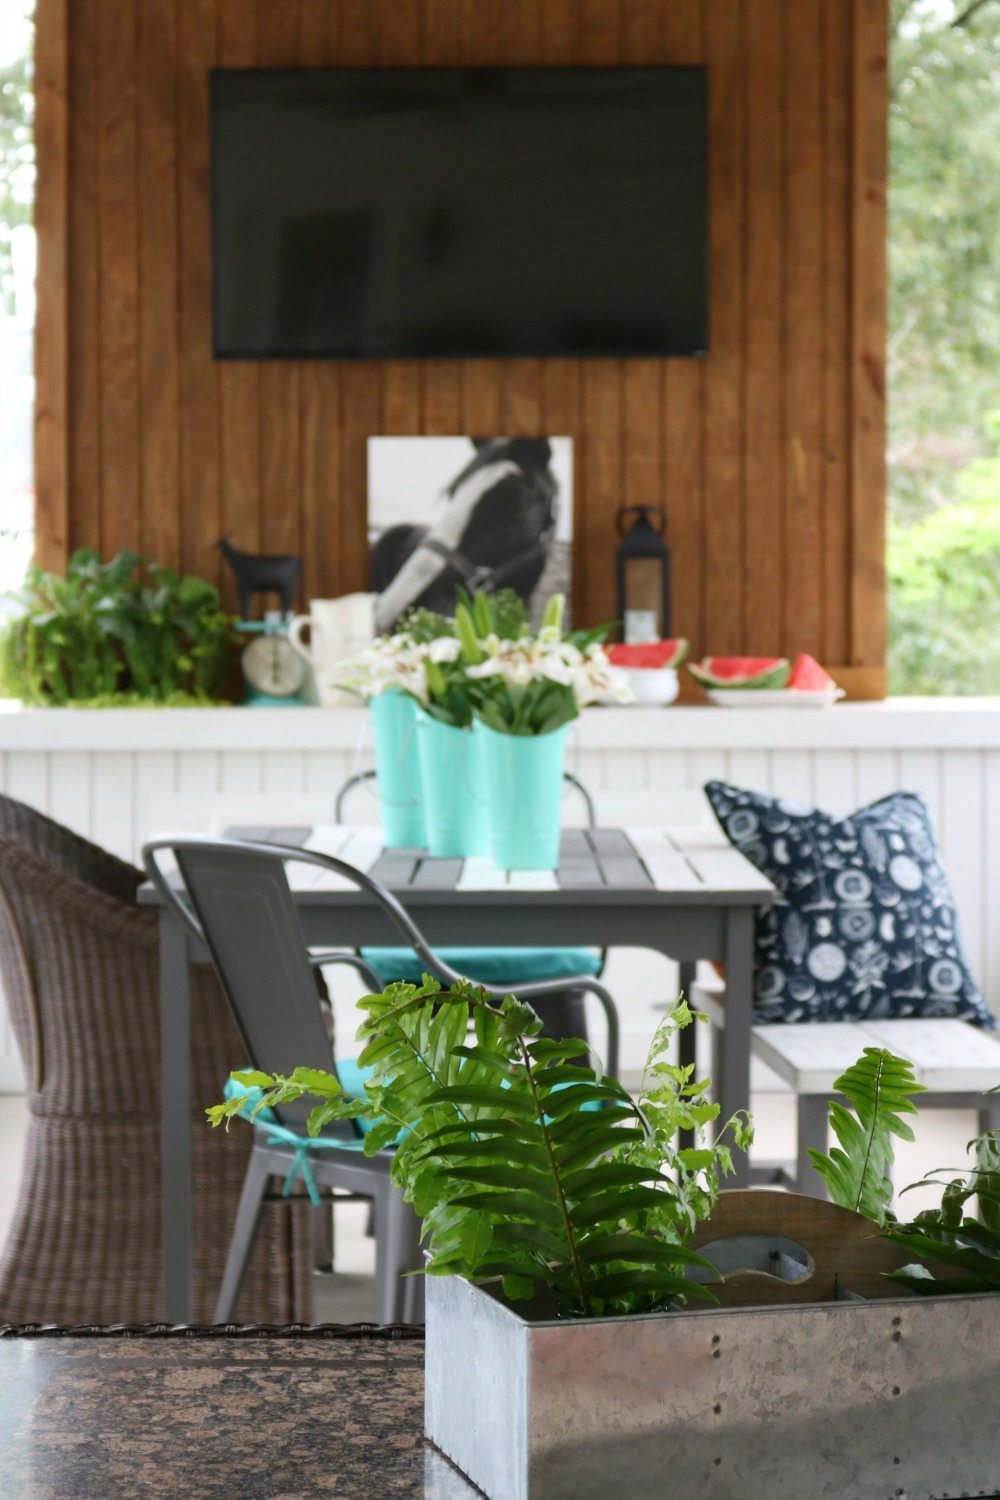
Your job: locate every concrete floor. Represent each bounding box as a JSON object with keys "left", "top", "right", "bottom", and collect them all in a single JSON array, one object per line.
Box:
[{"left": 0, "top": 1088, "right": 979, "bottom": 1325}]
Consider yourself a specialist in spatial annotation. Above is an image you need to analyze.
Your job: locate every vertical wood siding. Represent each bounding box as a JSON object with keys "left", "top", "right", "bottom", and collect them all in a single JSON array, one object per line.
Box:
[{"left": 37, "top": 0, "right": 887, "bottom": 691}]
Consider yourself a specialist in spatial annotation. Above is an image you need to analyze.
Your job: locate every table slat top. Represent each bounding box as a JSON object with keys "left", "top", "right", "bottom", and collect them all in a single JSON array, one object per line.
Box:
[{"left": 202, "top": 824, "right": 775, "bottom": 906}]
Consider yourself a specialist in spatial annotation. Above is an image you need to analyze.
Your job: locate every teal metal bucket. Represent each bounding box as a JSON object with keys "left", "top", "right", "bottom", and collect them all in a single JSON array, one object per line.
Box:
[
  {"left": 414, "top": 709, "right": 488, "bottom": 858},
  {"left": 478, "top": 721, "right": 569, "bottom": 871},
  {"left": 370, "top": 690, "right": 427, "bottom": 848}
]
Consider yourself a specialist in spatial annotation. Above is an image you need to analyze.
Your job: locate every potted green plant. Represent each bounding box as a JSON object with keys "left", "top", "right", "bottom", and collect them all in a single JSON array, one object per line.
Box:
[
  {"left": 0, "top": 549, "right": 234, "bottom": 705},
  {"left": 209, "top": 990, "right": 1000, "bottom": 1500}
]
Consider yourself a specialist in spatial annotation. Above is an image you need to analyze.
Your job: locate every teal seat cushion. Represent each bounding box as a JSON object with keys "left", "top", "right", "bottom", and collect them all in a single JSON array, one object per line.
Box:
[{"left": 361, "top": 946, "right": 602, "bottom": 988}]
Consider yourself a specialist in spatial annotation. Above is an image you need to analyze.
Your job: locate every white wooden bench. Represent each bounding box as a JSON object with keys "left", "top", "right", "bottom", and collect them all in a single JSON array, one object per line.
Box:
[{"left": 691, "top": 970, "right": 1000, "bottom": 1194}]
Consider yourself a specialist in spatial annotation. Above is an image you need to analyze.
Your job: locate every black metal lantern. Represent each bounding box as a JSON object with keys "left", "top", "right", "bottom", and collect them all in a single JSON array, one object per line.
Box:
[{"left": 615, "top": 505, "right": 671, "bottom": 642}]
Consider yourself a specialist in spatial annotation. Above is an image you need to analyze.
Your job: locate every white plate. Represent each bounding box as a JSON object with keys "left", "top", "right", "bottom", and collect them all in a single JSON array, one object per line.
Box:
[{"left": 706, "top": 687, "right": 845, "bottom": 709}]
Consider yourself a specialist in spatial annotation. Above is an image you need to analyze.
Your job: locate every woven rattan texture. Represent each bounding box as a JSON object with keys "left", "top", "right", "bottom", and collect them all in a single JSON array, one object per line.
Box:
[{"left": 0, "top": 795, "right": 312, "bottom": 1324}]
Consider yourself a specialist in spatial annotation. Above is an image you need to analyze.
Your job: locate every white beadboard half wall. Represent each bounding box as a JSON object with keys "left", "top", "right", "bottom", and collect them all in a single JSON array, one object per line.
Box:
[{"left": 1, "top": 699, "right": 999, "bottom": 1090}]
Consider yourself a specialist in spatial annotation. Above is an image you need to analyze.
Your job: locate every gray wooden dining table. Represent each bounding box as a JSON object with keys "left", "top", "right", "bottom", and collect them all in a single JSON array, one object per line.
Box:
[{"left": 140, "top": 822, "right": 774, "bottom": 1323}]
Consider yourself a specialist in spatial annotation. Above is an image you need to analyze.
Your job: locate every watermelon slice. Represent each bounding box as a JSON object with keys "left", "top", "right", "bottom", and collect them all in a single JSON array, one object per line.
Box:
[
  {"left": 608, "top": 638, "right": 688, "bottom": 670},
  {"left": 687, "top": 656, "right": 791, "bottom": 690},
  {"left": 788, "top": 653, "right": 838, "bottom": 692}
]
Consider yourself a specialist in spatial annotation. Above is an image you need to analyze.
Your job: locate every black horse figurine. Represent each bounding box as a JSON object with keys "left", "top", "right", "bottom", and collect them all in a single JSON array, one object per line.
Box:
[
  {"left": 370, "top": 437, "right": 558, "bottom": 632},
  {"left": 217, "top": 538, "right": 302, "bottom": 619}
]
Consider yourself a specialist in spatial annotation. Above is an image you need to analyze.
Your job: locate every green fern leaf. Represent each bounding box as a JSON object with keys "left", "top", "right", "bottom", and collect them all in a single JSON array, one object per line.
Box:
[
  {"left": 584, "top": 1269, "right": 713, "bottom": 1302},
  {"left": 208, "top": 982, "right": 752, "bottom": 1318},
  {"left": 569, "top": 1186, "right": 672, "bottom": 1231},
  {"left": 576, "top": 1234, "right": 714, "bottom": 1270},
  {"left": 807, "top": 1047, "right": 924, "bottom": 1223},
  {"left": 560, "top": 1162, "right": 666, "bottom": 1199}
]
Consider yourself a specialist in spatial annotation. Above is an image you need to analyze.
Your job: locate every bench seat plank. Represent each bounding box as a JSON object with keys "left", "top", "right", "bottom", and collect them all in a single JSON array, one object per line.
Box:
[
  {"left": 752, "top": 1023, "right": 883, "bottom": 1093},
  {"left": 859, "top": 1017, "right": 1000, "bottom": 1094},
  {"left": 754, "top": 1016, "right": 1000, "bottom": 1096}
]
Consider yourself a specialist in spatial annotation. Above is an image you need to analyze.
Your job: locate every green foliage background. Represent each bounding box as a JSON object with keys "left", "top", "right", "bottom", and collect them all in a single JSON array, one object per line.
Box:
[
  {"left": 0, "top": 549, "right": 235, "bottom": 705},
  {"left": 889, "top": 1, "right": 1000, "bottom": 692},
  {"left": 0, "top": 7, "right": 32, "bottom": 316}
]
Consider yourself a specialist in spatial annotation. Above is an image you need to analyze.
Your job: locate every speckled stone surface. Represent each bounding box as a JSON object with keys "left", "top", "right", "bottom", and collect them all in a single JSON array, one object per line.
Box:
[{"left": 0, "top": 1335, "right": 482, "bottom": 1499}]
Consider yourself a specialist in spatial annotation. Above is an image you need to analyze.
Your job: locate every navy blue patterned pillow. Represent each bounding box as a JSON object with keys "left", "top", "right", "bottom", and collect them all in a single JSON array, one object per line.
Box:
[{"left": 704, "top": 781, "right": 994, "bottom": 1028}]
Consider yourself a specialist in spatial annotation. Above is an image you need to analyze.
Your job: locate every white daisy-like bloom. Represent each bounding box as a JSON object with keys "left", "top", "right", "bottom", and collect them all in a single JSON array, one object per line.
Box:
[
  {"left": 424, "top": 636, "right": 462, "bottom": 665},
  {"left": 467, "top": 636, "right": 632, "bottom": 707},
  {"left": 327, "top": 617, "right": 633, "bottom": 714},
  {"left": 327, "top": 633, "right": 429, "bottom": 703},
  {"left": 466, "top": 637, "right": 541, "bottom": 689},
  {"left": 326, "top": 629, "right": 466, "bottom": 705},
  {"left": 575, "top": 643, "right": 634, "bottom": 705}
]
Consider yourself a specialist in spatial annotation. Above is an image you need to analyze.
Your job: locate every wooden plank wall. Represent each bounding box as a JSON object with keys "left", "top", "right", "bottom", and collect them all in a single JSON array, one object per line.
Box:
[{"left": 35, "top": 0, "right": 888, "bottom": 694}]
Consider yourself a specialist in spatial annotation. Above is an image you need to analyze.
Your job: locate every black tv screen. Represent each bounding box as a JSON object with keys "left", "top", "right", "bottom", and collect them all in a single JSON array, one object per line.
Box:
[{"left": 210, "top": 67, "right": 708, "bottom": 360}]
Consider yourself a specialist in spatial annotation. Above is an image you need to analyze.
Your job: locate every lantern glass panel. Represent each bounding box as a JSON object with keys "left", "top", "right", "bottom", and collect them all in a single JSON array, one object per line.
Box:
[{"left": 623, "top": 559, "right": 664, "bottom": 642}]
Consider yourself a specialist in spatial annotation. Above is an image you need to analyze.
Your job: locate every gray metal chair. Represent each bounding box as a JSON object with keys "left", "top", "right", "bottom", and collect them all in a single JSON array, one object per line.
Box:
[
  {"left": 143, "top": 836, "right": 620, "bottom": 1324},
  {"left": 334, "top": 766, "right": 598, "bottom": 831},
  {"left": 335, "top": 766, "right": 608, "bottom": 1048}
]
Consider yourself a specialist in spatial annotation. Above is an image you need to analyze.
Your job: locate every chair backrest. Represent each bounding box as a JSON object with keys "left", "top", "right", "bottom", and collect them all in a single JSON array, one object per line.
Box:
[
  {"left": 0, "top": 823, "right": 311, "bottom": 1323},
  {"left": 0, "top": 835, "right": 199, "bottom": 1113},
  {"left": 150, "top": 842, "right": 337, "bottom": 1129},
  {"left": 143, "top": 838, "right": 459, "bottom": 1133},
  {"left": 334, "top": 767, "right": 597, "bottom": 829},
  {"left": 0, "top": 792, "right": 142, "bottom": 903}
]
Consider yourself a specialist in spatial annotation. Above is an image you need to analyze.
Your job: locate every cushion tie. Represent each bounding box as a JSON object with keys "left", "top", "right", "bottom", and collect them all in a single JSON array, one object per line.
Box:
[{"left": 223, "top": 1077, "right": 370, "bottom": 1208}]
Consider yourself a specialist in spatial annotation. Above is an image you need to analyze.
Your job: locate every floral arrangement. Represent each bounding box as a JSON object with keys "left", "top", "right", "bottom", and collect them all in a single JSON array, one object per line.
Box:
[
  {"left": 331, "top": 630, "right": 462, "bottom": 712},
  {"left": 331, "top": 589, "right": 628, "bottom": 735},
  {"left": 326, "top": 592, "right": 522, "bottom": 726},
  {"left": 460, "top": 594, "right": 629, "bottom": 736}
]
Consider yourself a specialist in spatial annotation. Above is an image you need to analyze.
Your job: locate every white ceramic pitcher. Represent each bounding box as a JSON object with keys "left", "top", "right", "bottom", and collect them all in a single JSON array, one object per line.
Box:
[{"left": 288, "top": 593, "right": 375, "bottom": 706}]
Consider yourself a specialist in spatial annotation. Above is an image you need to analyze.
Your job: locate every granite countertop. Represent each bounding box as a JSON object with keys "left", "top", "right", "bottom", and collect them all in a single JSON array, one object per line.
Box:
[{"left": 0, "top": 1330, "right": 480, "bottom": 1499}]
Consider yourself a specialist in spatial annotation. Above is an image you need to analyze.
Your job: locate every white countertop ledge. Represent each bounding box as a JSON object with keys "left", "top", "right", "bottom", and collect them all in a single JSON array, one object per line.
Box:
[{"left": 1, "top": 699, "right": 1000, "bottom": 753}]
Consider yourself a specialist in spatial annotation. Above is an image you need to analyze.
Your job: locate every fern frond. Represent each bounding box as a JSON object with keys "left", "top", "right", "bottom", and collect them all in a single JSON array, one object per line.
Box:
[
  {"left": 207, "top": 981, "right": 753, "bottom": 1318},
  {"left": 807, "top": 1047, "right": 924, "bottom": 1223}
]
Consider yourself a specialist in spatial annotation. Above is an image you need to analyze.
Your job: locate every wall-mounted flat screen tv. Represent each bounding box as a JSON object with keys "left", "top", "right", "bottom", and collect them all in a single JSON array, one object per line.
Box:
[{"left": 210, "top": 66, "right": 708, "bottom": 360}]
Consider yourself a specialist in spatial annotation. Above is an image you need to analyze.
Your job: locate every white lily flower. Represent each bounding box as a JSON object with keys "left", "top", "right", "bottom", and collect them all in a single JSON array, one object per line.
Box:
[
  {"left": 326, "top": 631, "right": 433, "bottom": 700},
  {"left": 425, "top": 636, "right": 462, "bottom": 664},
  {"left": 538, "top": 653, "right": 574, "bottom": 686}
]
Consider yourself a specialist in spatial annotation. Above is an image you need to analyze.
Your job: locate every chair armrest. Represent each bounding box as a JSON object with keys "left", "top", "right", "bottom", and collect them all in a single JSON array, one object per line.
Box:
[
  {"left": 481, "top": 973, "right": 619, "bottom": 1080},
  {"left": 310, "top": 952, "right": 620, "bottom": 1078},
  {"left": 308, "top": 951, "right": 383, "bottom": 992}
]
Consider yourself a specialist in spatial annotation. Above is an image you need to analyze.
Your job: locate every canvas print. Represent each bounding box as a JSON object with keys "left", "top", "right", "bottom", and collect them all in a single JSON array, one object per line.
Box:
[{"left": 367, "top": 436, "right": 573, "bottom": 634}]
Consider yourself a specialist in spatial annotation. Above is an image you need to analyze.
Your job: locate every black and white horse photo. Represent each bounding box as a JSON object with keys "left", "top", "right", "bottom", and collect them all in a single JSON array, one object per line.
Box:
[{"left": 367, "top": 436, "right": 572, "bottom": 633}]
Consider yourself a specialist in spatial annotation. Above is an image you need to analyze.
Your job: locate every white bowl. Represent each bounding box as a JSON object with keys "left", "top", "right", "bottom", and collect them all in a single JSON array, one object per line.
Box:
[{"left": 622, "top": 667, "right": 679, "bottom": 706}]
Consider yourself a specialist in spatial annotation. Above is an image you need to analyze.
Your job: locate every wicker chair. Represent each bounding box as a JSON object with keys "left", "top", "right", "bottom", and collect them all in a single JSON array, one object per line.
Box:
[{"left": 0, "top": 796, "right": 312, "bottom": 1324}]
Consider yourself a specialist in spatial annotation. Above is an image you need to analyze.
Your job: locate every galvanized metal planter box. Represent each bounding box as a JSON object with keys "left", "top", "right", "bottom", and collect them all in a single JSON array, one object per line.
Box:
[{"left": 424, "top": 1236, "right": 1000, "bottom": 1500}]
